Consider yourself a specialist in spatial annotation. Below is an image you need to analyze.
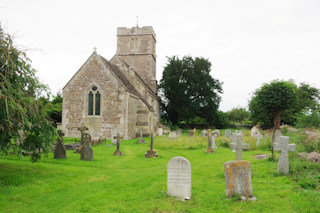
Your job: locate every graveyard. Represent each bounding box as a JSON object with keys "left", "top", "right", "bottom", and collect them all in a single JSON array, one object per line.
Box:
[{"left": 0, "top": 128, "right": 319, "bottom": 212}]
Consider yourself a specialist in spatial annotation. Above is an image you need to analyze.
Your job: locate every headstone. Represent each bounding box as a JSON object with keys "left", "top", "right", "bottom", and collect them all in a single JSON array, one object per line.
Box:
[
  {"left": 188, "top": 130, "right": 194, "bottom": 137},
  {"left": 113, "top": 133, "right": 123, "bottom": 156},
  {"left": 256, "top": 132, "right": 263, "bottom": 146},
  {"left": 176, "top": 129, "right": 183, "bottom": 136},
  {"left": 251, "top": 125, "right": 259, "bottom": 137},
  {"left": 80, "top": 133, "right": 93, "bottom": 161},
  {"left": 230, "top": 134, "right": 250, "bottom": 160},
  {"left": 200, "top": 130, "right": 208, "bottom": 137},
  {"left": 169, "top": 131, "right": 177, "bottom": 139},
  {"left": 77, "top": 125, "right": 88, "bottom": 145},
  {"left": 111, "top": 129, "right": 121, "bottom": 144},
  {"left": 145, "top": 130, "right": 158, "bottom": 158},
  {"left": 211, "top": 136, "right": 217, "bottom": 149},
  {"left": 138, "top": 128, "right": 146, "bottom": 144},
  {"left": 274, "top": 136, "right": 296, "bottom": 174},
  {"left": 225, "top": 129, "right": 231, "bottom": 138},
  {"left": 167, "top": 156, "right": 191, "bottom": 200},
  {"left": 213, "top": 129, "right": 220, "bottom": 137},
  {"left": 272, "top": 129, "right": 282, "bottom": 144},
  {"left": 206, "top": 130, "right": 214, "bottom": 153},
  {"left": 54, "top": 130, "right": 66, "bottom": 159},
  {"left": 158, "top": 128, "right": 163, "bottom": 136},
  {"left": 224, "top": 160, "right": 253, "bottom": 198}
]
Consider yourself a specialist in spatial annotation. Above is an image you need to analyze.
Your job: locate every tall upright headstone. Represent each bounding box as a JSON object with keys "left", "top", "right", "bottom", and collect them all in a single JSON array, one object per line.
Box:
[
  {"left": 274, "top": 136, "right": 296, "bottom": 174},
  {"left": 54, "top": 130, "right": 66, "bottom": 159},
  {"left": 256, "top": 132, "right": 263, "bottom": 146},
  {"left": 158, "top": 128, "right": 163, "bottom": 136},
  {"left": 138, "top": 128, "right": 145, "bottom": 144},
  {"left": 80, "top": 133, "right": 93, "bottom": 161},
  {"left": 211, "top": 136, "right": 217, "bottom": 149},
  {"left": 167, "top": 157, "right": 191, "bottom": 200},
  {"left": 206, "top": 130, "right": 214, "bottom": 153},
  {"left": 113, "top": 133, "right": 123, "bottom": 156},
  {"left": 224, "top": 160, "right": 253, "bottom": 198},
  {"left": 145, "top": 130, "right": 158, "bottom": 158},
  {"left": 230, "top": 134, "right": 250, "bottom": 160},
  {"left": 78, "top": 126, "right": 88, "bottom": 145},
  {"left": 225, "top": 129, "right": 231, "bottom": 138},
  {"left": 213, "top": 129, "right": 220, "bottom": 137},
  {"left": 251, "top": 125, "right": 259, "bottom": 137}
]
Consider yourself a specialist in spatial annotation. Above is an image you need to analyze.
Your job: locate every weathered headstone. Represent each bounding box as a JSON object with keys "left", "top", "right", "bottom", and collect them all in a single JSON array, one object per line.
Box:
[
  {"left": 211, "top": 136, "right": 217, "bottom": 149},
  {"left": 138, "top": 128, "right": 146, "bottom": 144},
  {"left": 145, "top": 130, "right": 158, "bottom": 158},
  {"left": 272, "top": 129, "right": 282, "bottom": 144},
  {"left": 176, "top": 129, "right": 183, "bottom": 136},
  {"left": 167, "top": 156, "right": 191, "bottom": 200},
  {"left": 158, "top": 128, "right": 163, "bottom": 136},
  {"left": 274, "top": 136, "right": 296, "bottom": 174},
  {"left": 230, "top": 134, "right": 250, "bottom": 160},
  {"left": 225, "top": 129, "right": 231, "bottom": 138},
  {"left": 206, "top": 130, "right": 214, "bottom": 153},
  {"left": 77, "top": 126, "right": 88, "bottom": 145},
  {"left": 54, "top": 130, "right": 66, "bottom": 159},
  {"left": 200, "top": 130, "right": 208, "bottom": 137},
  {"left": 80, "top": 133, "right": 93, "bottom": 161},
  {"left": 213, "top": 129, "right": 220, "bottom": 137},
  {"left": 251, "top": 125, "right": 259, "bottom": 137},
  {"left": 113, "top": 133, "right": 123, "bottom": 156},
  {"left": 169, "top": 131, "right": 177, "bottom": 139},
  {"left": 224, "top": 160, "right": 254, "bottom": 198},
  {"left": 256, "top": 132, "right": 263, "bottom": 146},
  {"left": 188, "top": 128, "right": 196, "bottom": 137}
]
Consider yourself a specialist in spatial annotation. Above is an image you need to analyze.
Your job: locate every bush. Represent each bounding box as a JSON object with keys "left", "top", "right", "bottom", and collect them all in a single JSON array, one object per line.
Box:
[{"left": 295, "top": 109, "right": 320, "bottom": 128}]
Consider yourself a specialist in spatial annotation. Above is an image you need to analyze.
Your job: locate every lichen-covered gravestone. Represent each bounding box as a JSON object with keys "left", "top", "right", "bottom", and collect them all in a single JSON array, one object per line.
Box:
[
  {"left": 200, "top": 130, "right": 208, "bottom": 137},
  {"left": 169, "top": 131, "right": 177, "bottom": 139},
  {"left": 230, "top": 134, "right": 250, "bottom": 160},
  {"left": 167, "top": 156, "right": 191, "bottom": 200},
  {"left": 225, "top": 129, "right": 231, "bottom": 138},
  {"left": 80, "top": 133, "right": 93, "bottom": 161},
  {"left": 250, "top": 125, "right": 259, "bottom": 137},
  {"left": 206, "top": 130, "right": 214, "bottom": 153},
  {"left": 255, "top": 132, "right": 263, "bottom": 146},
  {"left": 113, "top": 133, "right": 123, "bottom": 156},
  {"left": 224, "top": 160, "right": 254, "bottom": 199},
  {"left": 54, "top": 130, "right": 66, "bottom": 159},
  {"left": 274, "top": 136, "right": 296, "bottom": 174},
  {"left": 176, "top": 129, "right": 183, "bottom": 136},
  {"left": 213, "top": 129, "right": 220, "bottom": 137}
]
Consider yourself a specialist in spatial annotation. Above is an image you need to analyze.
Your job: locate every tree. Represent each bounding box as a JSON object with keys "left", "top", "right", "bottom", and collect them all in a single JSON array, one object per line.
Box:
[
  {"left": 159, "top": 56, "right": 223, "bottom": 126},
  {"left": 228, "top": 107, "right": 250, "bottom": 123},
  {"left": 40, "top": 92, "right": 63, "bottom": 126},
  {"left": 249, "top": 80, "right": 297, "bottom": 129},
  {"left": 0, "top": 27, "right": 55, "bottom": 161}
]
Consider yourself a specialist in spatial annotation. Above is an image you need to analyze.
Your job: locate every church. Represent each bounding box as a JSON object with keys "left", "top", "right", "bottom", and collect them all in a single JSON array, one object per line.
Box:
[{"left": 61, "top": 26, "right": 161, "bottom": 139}]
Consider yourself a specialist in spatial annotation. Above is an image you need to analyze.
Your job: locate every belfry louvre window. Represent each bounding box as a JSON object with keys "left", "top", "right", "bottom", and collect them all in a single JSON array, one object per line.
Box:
[{"left": 88, "top": 86, "right": 101, "bottom": 116}]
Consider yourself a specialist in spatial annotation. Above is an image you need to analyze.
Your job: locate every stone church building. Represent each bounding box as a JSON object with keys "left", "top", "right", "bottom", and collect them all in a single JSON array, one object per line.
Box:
[{"left": 61, "top": 26, "right": 161, "bottom": 139}]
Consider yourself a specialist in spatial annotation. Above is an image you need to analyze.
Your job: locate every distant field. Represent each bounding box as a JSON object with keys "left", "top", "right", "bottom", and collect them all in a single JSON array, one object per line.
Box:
[{"left": 0, "top": 129, "right": 319, "bottom": 212}]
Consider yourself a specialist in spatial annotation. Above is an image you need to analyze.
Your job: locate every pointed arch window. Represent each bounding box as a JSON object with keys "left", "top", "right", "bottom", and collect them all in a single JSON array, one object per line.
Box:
[{"left": 88, "top": 85, "right": 101, "bottom": 116}]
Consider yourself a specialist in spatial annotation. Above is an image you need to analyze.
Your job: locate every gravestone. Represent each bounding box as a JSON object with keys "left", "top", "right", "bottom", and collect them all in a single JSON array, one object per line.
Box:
[
  {"left": 211, "top": 136, "right": 217, "bottom": 149},
  {"left": 145, "top": 130, "right": 158, "bottom": 158},
  {"left": 176, "top": 129, "right": 183, "bottom": 136},
  {"left": 230, "top": 134, "right": 250, "bottom": 160},
  {"left": 274, "top": 136, "right": 296, "bottom": 174},
  {"left": 213, "top": 129, "right": 220, "bottom": 137},
  {"left": 77, "top": 126, "right": 89, "bottom": 145},
  {"left": 206, "top": 130, "right": 214, "bottom": 153},
  {"left": 272, "top": 129, "right": 282, "bottom": 144},
  {"left": 138, "top": 128, "right": 146, "bottom": 144},
  {"left": 54, "top": 130, "right": 66, "bottom": 159},
  {"left": 225, "top": 129, "right": 231, "bottom": 138},
  {"left": 113, "top": 133, "right": 123, "bottom": 156},
  {"left": 251, "top": 125, "right": 259, "bottom": 137},
  {"left": 200, "top": 130, "right": 208, "bottom": 137},
  {"left": 167, "top": 156, "right": 191, "bottom": 200},
  {"left": 111, "top": 129, "right": 122, "bottom": 144},
  {"left": 256, "top": 132, "right": 263, "bottom": 146},
  {"left": 80, "top": 133, "right": 93, "bottom": 161},
  {"left": 188, "top": 128, "right": 196, "bottom": 137},
  {"left": 169, "top": 131, "right": 177, "bottom": 139},
  {"left": 158, "top": 128, "right": 163, "bottom": 136},
  {"left": 224, "top": 160, "right": 254, "bottom": 198}
]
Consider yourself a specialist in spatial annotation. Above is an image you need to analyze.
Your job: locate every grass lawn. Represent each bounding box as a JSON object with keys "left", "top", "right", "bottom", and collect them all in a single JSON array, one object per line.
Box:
[{"left": 0, "top": 130, "right": 319, "bottom": 212}]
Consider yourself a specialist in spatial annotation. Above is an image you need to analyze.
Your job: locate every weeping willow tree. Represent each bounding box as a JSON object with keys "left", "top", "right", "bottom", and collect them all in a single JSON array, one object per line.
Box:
[{"left": 0, "top": 26, "right": 55, "bottom": 161}]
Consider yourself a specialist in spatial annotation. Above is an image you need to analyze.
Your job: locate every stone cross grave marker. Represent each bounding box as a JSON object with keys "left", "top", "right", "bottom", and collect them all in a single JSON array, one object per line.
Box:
[
  {"left": 206, "top": 129, "right": 214, "bottom": 153},
  {"left": 80, "top": 133, "right": 93, "bottom": 161},
  {"left": 230, "top": 134, "right": 250, "bottom": 160},
  {"left": 167, "top": 156, "right": 191, "bottom": 200},
  {"left": 225, "top": 129, "right": 231, "bottom": 138},
  {"left": 213, "top": 129, "right": 220, "bottom": 137},
  {"left": 145, "top": 130, "right": 158, "bottom": 158},
  {"left": 256, "top": 132, "right": 263, "bottom": 146},
  {"left": 54, "top": 130, "right": 66, "bottom": 159},
  {"left": 77, "top": 126, "right": 88, "bottom": 145},
  {"left": 113, "top": 133, "right": 123, "bottom": 156},
  {"left": 138, "top": 128, "right": 146, "bottom": 144},
  {"left": 224, "top": 160, "right": 254, "bottom": 199},
  {"left": 274, "top": 136, "right": 296, "bottom": 174}
]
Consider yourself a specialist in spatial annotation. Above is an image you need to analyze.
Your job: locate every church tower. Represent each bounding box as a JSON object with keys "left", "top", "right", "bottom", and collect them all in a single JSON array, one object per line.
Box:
[{"left": 116, "top": 26, "right": 157, "bottom": 93}]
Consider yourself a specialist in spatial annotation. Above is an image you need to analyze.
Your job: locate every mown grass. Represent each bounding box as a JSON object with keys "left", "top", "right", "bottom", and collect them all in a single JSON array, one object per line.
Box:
[{"left": 0, "top": 130, "right": 319, "bottom": 212}]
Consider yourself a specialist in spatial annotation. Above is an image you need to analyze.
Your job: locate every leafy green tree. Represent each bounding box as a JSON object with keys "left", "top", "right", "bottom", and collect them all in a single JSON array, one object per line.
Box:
[
  {"left": 228, "top": 107, "right": 250, "bottom": 123},
  {"left": 159, "top": 56, "right": 223, "bottom": 126},
  {"left": 0, "top": 27, "right": 55, "bottom": 161},
  {"left": 249, "top": 80, "right": 297, "bottom": 129},
  {"left": 40, "top": 92, "right": 62, "bottom": 126}
]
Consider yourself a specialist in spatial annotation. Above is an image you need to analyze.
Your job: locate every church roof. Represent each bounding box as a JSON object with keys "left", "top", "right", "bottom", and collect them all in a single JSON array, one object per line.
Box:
[{"left": 99, "top": 56, "right": 154, "bottom": 111}]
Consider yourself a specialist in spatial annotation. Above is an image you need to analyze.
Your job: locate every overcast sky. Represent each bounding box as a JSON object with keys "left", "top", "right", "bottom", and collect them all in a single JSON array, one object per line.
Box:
[{"left": 1, "top": 0, "right": 320, "bottom": 111}]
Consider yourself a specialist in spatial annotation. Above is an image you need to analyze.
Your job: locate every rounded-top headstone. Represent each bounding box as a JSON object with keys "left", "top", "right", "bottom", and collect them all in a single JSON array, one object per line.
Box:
[{"left": 167, "top": 156, "right": 191, "bottom": 200}]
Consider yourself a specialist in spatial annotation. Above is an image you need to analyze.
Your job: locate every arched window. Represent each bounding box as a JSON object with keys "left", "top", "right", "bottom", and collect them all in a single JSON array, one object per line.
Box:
[{"left": 88, "top": 85, "right": 101, "bottom": 116}]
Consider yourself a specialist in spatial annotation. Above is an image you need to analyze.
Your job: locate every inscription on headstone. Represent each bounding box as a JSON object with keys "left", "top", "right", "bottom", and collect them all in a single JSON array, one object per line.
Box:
[{"left": 167, "top": 156, "right": 191, "bottom": 200}]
